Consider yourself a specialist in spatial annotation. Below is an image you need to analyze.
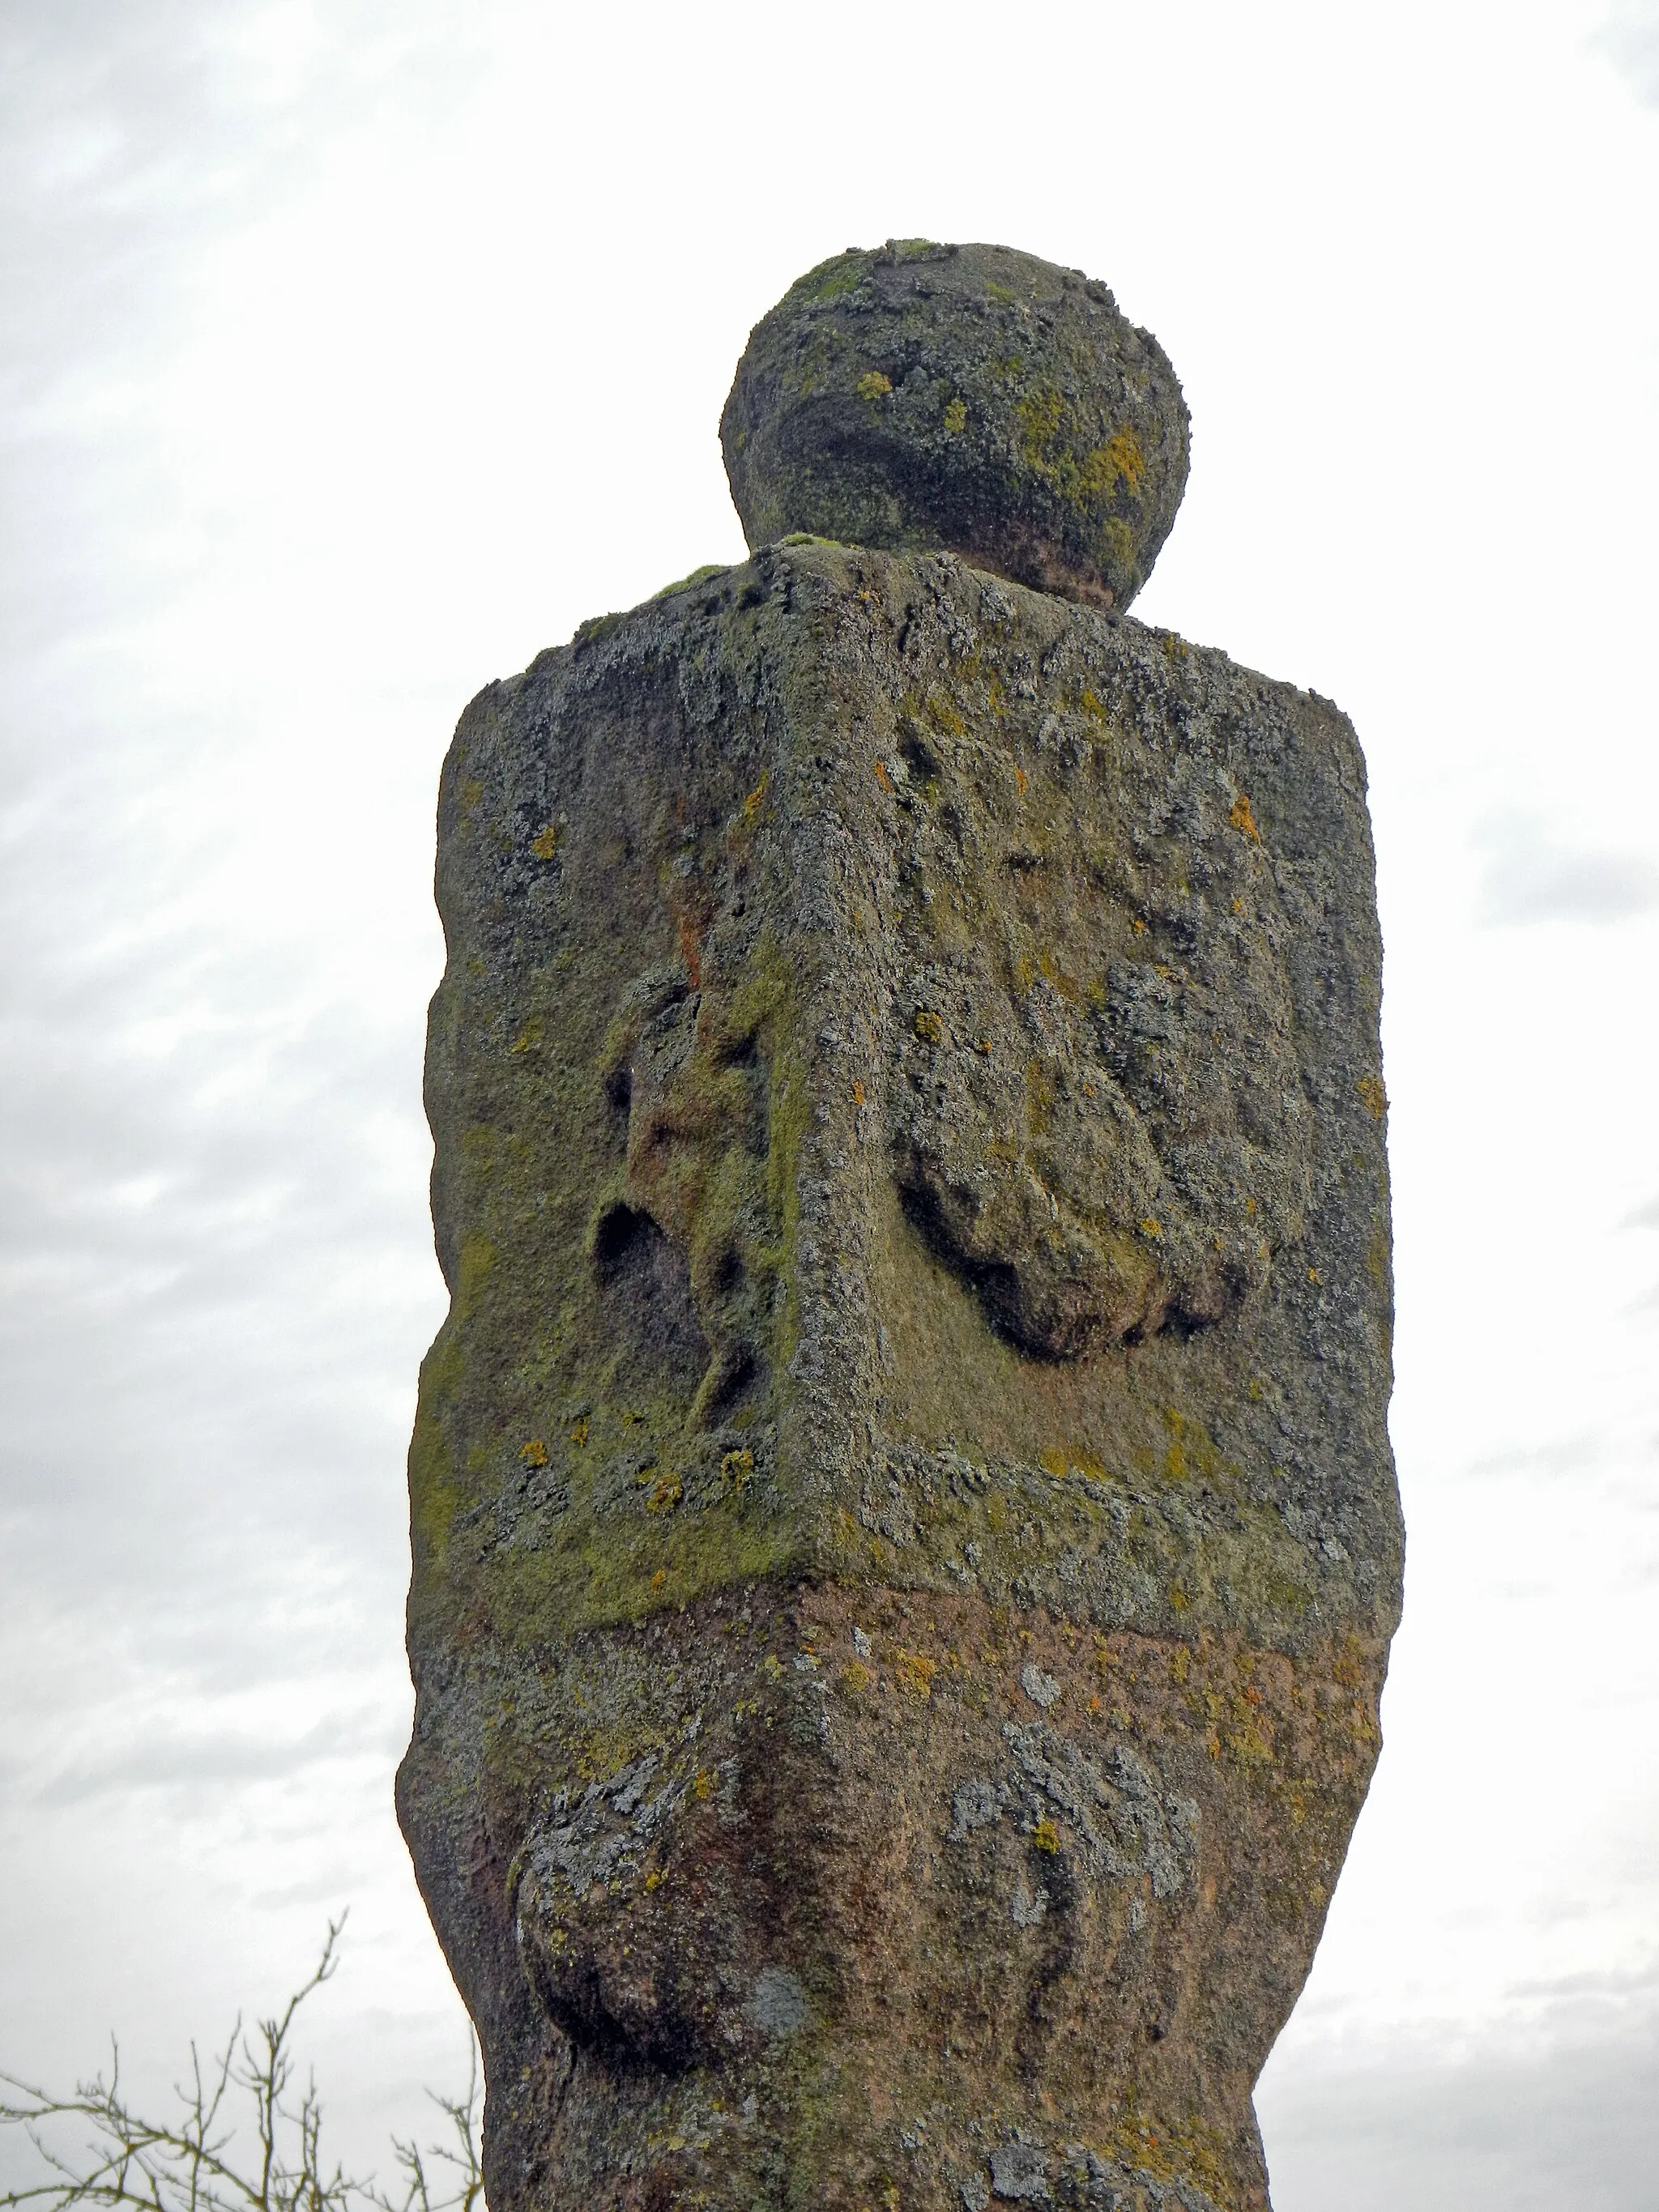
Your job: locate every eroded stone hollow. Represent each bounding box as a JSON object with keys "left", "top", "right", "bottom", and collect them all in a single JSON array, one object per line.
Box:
[{"left": 399, "top": 246, "right": 1400, "bottom": 2212}]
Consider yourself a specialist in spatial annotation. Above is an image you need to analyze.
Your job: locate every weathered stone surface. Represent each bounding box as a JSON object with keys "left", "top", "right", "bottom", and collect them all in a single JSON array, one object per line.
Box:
[
  {"left": 398, "top": 536, "right": 1400, "bottom": 2212},
  {"left": 721, "top": 242, "right": 1189, "bottom": 611}
]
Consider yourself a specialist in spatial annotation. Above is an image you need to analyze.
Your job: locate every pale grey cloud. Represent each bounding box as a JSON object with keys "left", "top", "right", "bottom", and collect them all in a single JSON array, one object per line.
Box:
[
  {"left": 0, "top": 8, "right": 463, "bottom": 2133},
  {"left": 1473, "top": 811, "right": 1659, "bottom": 927},
  {"left": 38, "top": 1707, "right": 397, "bottom": 1807},
  {"left": 1596, "top": 0, "right": 1659, "bottom": 104},
  {"left": 1263, "top": 2024, "right": 1659, "bottom": 2212},
  {"left": 1465, "top": 1430, "right": 1610, "bottom": 1480},
  {"left": 1459, "top": 1430, "right": 1659, "bottom": 1521}
]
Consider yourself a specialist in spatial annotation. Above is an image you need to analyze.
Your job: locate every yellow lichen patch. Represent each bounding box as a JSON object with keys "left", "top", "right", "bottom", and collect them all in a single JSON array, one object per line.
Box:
[
  {"left": 893, "top": 1649, "right": 937, "bottom": 1698},
  {"left": 851, "top": 1078, "right": 865, "bottom": 1106},
  {"left": 1347, "top": 1698, "right": 1380, "bottom": 1749},
  {"left": 1169, "top": 1584, "right": 1192, "bottom": 1614},
  {"left": 1098, "top": 515, "right": 1135, "bottom": 572},
  {"left": 721, "top": 1448, "right": 754, "bottom": 1490},
  {"left": 1226, "top": 1709, "right": 1273, "bottom": 1766},
  {"left": 693, "top": 1768, "right": 714, "bottom": 1800},
  {"left": 1034, "top": 946, "right": 1080, "bottom": 1001},
  {"left": 1229, "top": 792, "right": 1261, "bottom": 841},
  {"left": 856, "top": 370, "right": 893, "bottom": 401},
  {"left": 646, "top": 1470, "right": 683, "bottom": 1515},
  {"left": 913, "top": 1008, "right": 945, "bottom": 1045},
  {"left": 923, "top": 693, "right": 968, "bottom": 739},
  {"left": 569, "top": 1416, "right": 589, "bottom": 1447},
  {"left": 643, "top": 1869, "right": 664, "bottom": 1893},
  {"left": 841, "top": 1660, "right": 874, "bottom": 1694},
  {"left": 1032, "top": 1818, "right": 1060, "bottom": 1854},
  {"left": 529, "top": 822, "right": 562, "bottom": 861},
  {"left": 1079, "top": 425, "right": 1145, "bottom": 501},
  {"left": 1356, "top": 1073, "right": 1387, "bottom": 1121},
  {"left": 1102, "top": 425, "right": 1145, "bottom": 493},
  {"left": 1331, "top": 1634, "right": 1370, "bottom": 1690},
  {"left": 1162, "top": 1408, "right": 1189, "bottom": 1484},
  {"left": 1016, "top": 382, "right": 1063, "bottom": 452},
  {"left": 943, "top": 396, "right": 967, "bottom": 433},
  {"left": 1141, "top": 1217, "right": 1162, "bottom": 1239},
  {"left": 520, "top": 1438, "right": 548, "bottom": 1467}
]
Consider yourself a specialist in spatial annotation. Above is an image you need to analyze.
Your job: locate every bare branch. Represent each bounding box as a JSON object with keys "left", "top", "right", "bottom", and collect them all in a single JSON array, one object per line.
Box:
[{"left": 0, "top": 1925, "right": 478, "bottom": 2212}]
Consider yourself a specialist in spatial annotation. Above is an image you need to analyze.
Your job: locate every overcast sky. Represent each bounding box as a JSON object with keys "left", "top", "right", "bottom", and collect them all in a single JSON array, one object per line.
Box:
[{"left": 2, "top": 2, "right": 1657, "bottom": 2205}]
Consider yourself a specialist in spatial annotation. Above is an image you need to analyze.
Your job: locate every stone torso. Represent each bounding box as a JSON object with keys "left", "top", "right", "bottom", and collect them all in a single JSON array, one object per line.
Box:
[{"left": 398, "top": 243, "right": 1400, "bottom": 2212}]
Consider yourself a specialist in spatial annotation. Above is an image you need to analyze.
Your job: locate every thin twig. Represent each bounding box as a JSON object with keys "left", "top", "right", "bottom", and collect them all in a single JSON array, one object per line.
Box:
[{"left": 0, "top": 1929, "right": 482, "bottom": 2212}]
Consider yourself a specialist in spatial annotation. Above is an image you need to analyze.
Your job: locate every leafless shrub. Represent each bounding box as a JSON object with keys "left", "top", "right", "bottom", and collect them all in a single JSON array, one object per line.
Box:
[{"left": 0, "top": 1920, "right": 482, "bottom": 2212}]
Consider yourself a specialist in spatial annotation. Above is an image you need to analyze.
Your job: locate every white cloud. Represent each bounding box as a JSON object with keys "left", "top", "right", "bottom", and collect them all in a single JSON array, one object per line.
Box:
[
  {"left": 1596, "top": 0, "right": 1659, "bottom": 103},
  {"left": 1263, "top": 2025, "right": 1659, "bottom": 2212},
  {"left": 1472, "top": 812, "right": 1659, "bottom": 926}
]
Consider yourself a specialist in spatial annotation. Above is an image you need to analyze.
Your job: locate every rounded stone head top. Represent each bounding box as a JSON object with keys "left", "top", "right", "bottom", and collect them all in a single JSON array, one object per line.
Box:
[{"left": 721, "top": 239, "right": 1189, "bottom": 612}]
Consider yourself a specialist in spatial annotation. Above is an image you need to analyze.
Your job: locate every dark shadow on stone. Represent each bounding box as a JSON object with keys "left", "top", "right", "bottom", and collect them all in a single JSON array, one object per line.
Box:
[
  {"left": 518, "top": 1941, "right": 702, "bottom": 2079},
  {"left": 590, "top": 1203, "right": 710, "bottom": 1396},
  {"left": 898, "top": 1178, "right": 1063, "bottom": 1362}
]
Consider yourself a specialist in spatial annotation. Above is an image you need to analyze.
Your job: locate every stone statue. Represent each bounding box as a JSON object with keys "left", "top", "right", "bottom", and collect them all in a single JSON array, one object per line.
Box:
[{"left": 398, "top": 241, "right": 1401, "bottom": 2212}]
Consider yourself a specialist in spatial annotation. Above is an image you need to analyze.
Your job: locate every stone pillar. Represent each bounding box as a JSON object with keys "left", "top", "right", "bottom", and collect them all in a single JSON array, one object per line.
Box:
[{"left": 398, "top": 241, "right": 1400, "bottom": 2212}]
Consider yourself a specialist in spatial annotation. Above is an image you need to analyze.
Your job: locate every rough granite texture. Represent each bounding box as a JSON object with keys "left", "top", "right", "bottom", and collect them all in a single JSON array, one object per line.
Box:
[
  {"left": 721, "top": 242, "right": 1189, "bottom": 612},
  {"left": 398, "top": 534, "right": 1401, "bottom": 2210}
]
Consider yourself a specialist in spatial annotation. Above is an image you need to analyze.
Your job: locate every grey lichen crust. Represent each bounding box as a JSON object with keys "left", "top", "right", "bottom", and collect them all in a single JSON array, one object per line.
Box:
[
  {"left": 399, "top": 539, "right": 1401, "bottom": 2212},
  {"left": 721, "top": 241, "right": 1190, "bottom": 612}
]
